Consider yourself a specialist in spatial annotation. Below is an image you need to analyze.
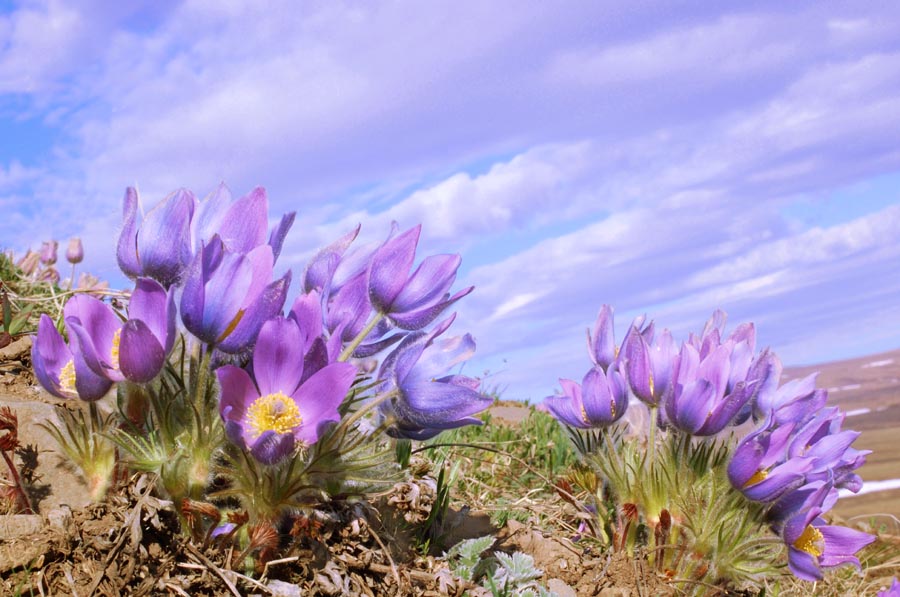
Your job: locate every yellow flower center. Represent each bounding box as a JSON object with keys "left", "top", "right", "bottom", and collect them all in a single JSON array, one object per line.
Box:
[
  {"left": 743, "top": 468, "right": 768, "bottom": 488},
  {"left": 648, "top": 371, "right": 655, "bottom": 397},
  {"left": 110, "top": 328, "right": 122, "bottom": 370},
  {"left": 59, "top": 359, "right": 77, "bottom": 395},
  {"left": 245, "top": 392, "right": 303, "bottom": 439},
  {"left": 793, "top": 524, "right": 824, "bottom": 557}
]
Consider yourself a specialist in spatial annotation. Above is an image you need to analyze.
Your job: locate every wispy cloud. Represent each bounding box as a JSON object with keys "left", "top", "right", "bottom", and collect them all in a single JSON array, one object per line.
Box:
[{"left": 2, "top": 1, "right": 900, "bottom": 399}]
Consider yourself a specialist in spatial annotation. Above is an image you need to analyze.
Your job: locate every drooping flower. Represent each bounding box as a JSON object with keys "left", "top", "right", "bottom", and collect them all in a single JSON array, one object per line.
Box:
[
  {"left": 778, "top": 482, "right": 875, "bottom": 581},
  {"left": 378, "top": 316, "right": 491, "bottom": 440},
  {"left": 728, "top": 416, "right": 813, "bottom": 502},
  {"left": 65, "top": 278, "right": 175, "bottom": 383},
  {"left": 117, "top": 187, "right": 195, "bottom": 287},
  {"left": 180, "top": 236, "right": 291, "bottom": 353},
  {"left": 66, "top": 237, "right": 83, "bottom": 264},
  {"left": 786, "top": 406, "right": 869, "bottom": 492},
  {"left": 544, "top": 365, "right": 628, "bottom": 428},
  {"left": 31, "top": 314, "right": 113, "bottom": 401},
  {"left": 217, "top": 317, "right": 356, "bottom": 464},
  {"left": 39, "top": 240, "right": 58, "bottom": 265},
  {"left": 367, "top": 225, "right": 473, "bottom": 330}
]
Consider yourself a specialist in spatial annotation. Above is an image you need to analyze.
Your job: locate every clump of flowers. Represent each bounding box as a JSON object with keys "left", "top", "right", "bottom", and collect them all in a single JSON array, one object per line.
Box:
[
  {"left": 31, "top": 184, "right": 491, "bottom": 564},
  {"left": 545, "top": 305, "right": 875, "bottom": 593}
]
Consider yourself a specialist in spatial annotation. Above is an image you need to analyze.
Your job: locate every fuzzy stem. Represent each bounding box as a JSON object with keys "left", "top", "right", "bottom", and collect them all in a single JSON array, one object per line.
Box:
[
  {"left": 338, "top": 312, "right": 385, "bottom": 362},
  {"left": 0, "top": 449, "right": 33, "bottom": 514}
]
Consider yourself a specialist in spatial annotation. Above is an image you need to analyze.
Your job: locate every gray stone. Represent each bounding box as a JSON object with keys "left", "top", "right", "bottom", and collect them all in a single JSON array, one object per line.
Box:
[{"left": 547, "top": 578, "right": 577, "bottom": 597}]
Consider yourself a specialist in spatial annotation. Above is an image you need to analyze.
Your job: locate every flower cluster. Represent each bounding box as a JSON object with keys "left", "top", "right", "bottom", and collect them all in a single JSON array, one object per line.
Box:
[
  {"left": 545, "top": 305, "right": 875, "bottom": 586},
  {"left": 31, "top": 185, "right": 490, "bottom": 526}
]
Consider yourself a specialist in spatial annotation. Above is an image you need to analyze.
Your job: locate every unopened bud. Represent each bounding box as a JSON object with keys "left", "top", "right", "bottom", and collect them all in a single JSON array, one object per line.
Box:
[
  {"left": 39, "top": 240, "right": 58, "bottom": 265},
  {"left": 16, "top": 250, "right": 40, "bottom": 276},
  {"left": 66, "top": 237, "right": 83, "bottom": 264}
]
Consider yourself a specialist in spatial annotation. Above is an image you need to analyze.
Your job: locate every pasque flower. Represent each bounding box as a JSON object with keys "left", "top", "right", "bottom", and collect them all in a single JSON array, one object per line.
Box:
[
  {"left": 728, "top": 417, "right": 813, "bottom": 502},
  {"left": 621, "top": 324, "right": 677, "bottom": 406},
  {"left": 180, "top": 236, "right": 291, "bottom": 353},
  {"left": 367, "top": 225, "right": 473, "bottom": 330},
  {"left": 587, "top": 304, "right": 617, "bottom": 371},
  {"left": 192, "top": 184, "right": 295, "bottom": 261},
  {"left": 544, "top": 365, "right": 628, "bottom": 428},
  {"left": 65, "top": 278, "right": 175, "bottom": 383},
  {"left": 378, "top": 316, "right": 491, "bottom": 440},
  {"left": 118, "top": 187, "right": 195, "bottom": 287},
  {"left": 217, "top": 317, "right": 356, "bottom": 464},
  {"left": 778, "top": 481, "right": 875, "bottom": 581},
  {"left": 31, "top": 314, "right": 113, "bottom": 401},
  {"left": 40, "top": 240, "right": 58, "bottom": 265},
  {"left": 66, "top": 237, "right": 84, "bottom": 264},
  {"left": 664, "top": 341, "right": 757, "bottom": 436}
]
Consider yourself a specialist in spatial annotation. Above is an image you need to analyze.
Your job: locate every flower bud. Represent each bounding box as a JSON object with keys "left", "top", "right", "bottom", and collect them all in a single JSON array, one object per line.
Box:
[
  {"left": 40, "top": 240, "right": 58, "bottom": 265},
  {"left": 66, "top": 237, "right": 84, "bottom": 264},
  {"left": 16, "top": 250, "right": 40, "bottom": 276}
]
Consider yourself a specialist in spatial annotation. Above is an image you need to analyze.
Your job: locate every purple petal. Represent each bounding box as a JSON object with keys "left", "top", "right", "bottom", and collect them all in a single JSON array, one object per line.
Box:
[
  {"left": 291, "top": 362, "right": 357, "bottom": 444},
  {"left": 253, "top": 317, "right": 305, "bottom": 397},
  {"left": 818, "top": 525, "right": 875, "bottom": 566},
  {"left": 587, "top": 304, "right": 616, "bottom": 369},
  {"left": 544, "top": 393, "right": 589, "bottom": 428},
  {"left": 405, "top": 333, "right": 476, "bottom": 386},
  {"left": 116, "top": 187, "right": 141, "bottom": 278},
  {"left": 192, "top": 183, "right": 232, "bottom": 250},
  {"left": 396, "top": 378, "right": 492, "bottom": 429},
  {"left": 289, "top": 290, "right": 324, "bottom": 349},
  {"left": 218, "top": 187, "right": 268, "bottom": 253},
  {"left": 249, "top": 431, "right": 295, "bottom": 465},
  {"left": 787, "top": 548, "right": 822, "bottom": 581},
  {"left": 268, "top": 211, "right": 296, "bottom": 262},
  {"left": 118, "top": 319, "right": 166, "bottom": 383},
  {"left": 64, "top": 295, "right": 123, "bottom": 380},
  {"left": 390, "top": 253, "right": 460, "bottom": 312},
  {"left": 32, "top": 314, "right": 74, "bottom": 399},
  {"left": 623, "top": 332, "right": 654, "bottom": 404},
  {"left": 218, "top": 269, "right": 292, "bottom": 353},
  {"left": 388, "top": 286, "right": 474, "bottom": 331},
  {"left": 217, "top": 365, "right": 258, "bottom": 425},
  {"left": 128, "top": 278, "right": 172, "bottom": 350},
  {"left": 301, "top": 224, "right": 360, "bottom": 294},
  {"left": 137, "top": 189, "right": 195, "bottom": 287},
  {"left": 368, "top": 225, "right": 420, "bottom": 312},
  {"left": 582, "top": 368, "right": 622, "bottom": 425}
]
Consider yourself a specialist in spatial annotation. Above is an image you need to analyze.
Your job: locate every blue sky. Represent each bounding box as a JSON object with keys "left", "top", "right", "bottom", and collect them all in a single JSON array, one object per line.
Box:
[{"left": 2, "top": 1, "right": 900, "bottom": 401}]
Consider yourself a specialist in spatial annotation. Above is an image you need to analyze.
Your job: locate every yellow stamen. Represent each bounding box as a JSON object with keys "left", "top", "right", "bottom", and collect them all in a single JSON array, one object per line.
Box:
[
  {"left": 245, "top": 392, "right": 303, "bottom": 439},
  {"left": 59, "top": 359, "right": 77, "bottom": 395},
  {"left": 609, "top": 399, "right": 616, "bottom": 419},
  {"left": 110, "top": 328, "right": 122, "bottom": 369},
  {"left": 581, "top": 403, "right": 590, "bottom": 425},
  {"left": 793, "top": 524, "right": 824, "bottom": 557},
  {"left": 217, "top": 309, "right": 245, "bottom": 343},
  {"left": 743, "top": 469, "right": 768, "bottom": 488},
  {"left": 648, "top": 371, "right": 655, "bottom": 397}
]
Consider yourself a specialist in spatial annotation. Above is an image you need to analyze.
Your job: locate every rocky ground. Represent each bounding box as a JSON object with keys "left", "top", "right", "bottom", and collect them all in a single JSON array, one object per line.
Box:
[{"left": 1, "top": 335, "right": 899, "bottom": 596}]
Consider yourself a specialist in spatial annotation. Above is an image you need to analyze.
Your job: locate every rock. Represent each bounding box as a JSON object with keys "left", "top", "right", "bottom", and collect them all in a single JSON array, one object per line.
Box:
[
  {"left": 0, "top": 395, "right": 92, "bottom": 513},
  {"left": 547, "top": 578, "right": 577, "bottom": 597},
  {"left": 0, "top": 514, "right": 42, "bottom": 540}
]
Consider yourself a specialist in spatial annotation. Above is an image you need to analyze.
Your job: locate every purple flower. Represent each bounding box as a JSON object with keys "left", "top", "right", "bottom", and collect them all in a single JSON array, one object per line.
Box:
[
  {"left": 728, "top": 417, "right": 813, "bottom": 502},
  {"left": 192, "top": 185, "right": 295, "bottom": 261},
  {"left": 754, "top": 372, "right": 827, "bottom": 425},
  {"left": 65, "top": 278, "right": 175, "bottom": 383},
  {"left": 66, "top": 237, "right": 83, "bottom": 265},
  {"left": 367, "top": 225, "right": 473, "bottom": 330},
  {"left": 665, "top": 341, "right": 756, "bottom": 436},
  {"left": 621, "top": 325, "right": 677, "bottom": 407},
  {"left": 40, "top": 240, "right": 58, "bottom": 265},
  {"left": 180, "top": 236, "right": 291, "bottom": 353},
  {"left": 117, "top": 187, "right": 195, "bottom": 287},
  {"left": 16, "top": 250, "right": 40, "bottom": 276},
  {"left": 31, "top": 314, "right": 113, "bottom": 401},
  {"left": 779, "top": 482, "right": 875, "bottom": 581},
  {"left": 587, "top": 305, "right": 617, "bottom": 371},
  {"left": 787, "top": 407, "right": 869, "bottom": 492},
  {"left": 378, "top": 317, "right": 491, "bottom": 439},
  {"left": 217, "top": 317, "right": 356, "bottom": 464},
  {"left": 544, "top": 366, "right": 628, "bottom": 428}
]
